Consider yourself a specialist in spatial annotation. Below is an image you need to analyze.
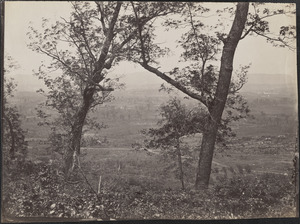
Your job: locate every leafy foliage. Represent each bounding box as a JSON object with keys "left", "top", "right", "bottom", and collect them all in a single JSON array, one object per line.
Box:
[
  {"left": 243, "top": 3, "right": 296, "bottom": 49},
  {"left": 3, "top": 55, "right": 28, "bottom": 163},
  {"left": 2, "top": 158, "right": 295, "bottom": 220},
  {"left": 143, "top": 98, "right": 207, "bottom": 149},
  {"left": 214, "top": 173, "right": 295, "bottom": 217},
  {"left": 125, "top": 2, "right": 296, "bottom": 188},
  {"left": 27, "top": 2, "right": 186, "bottom": 174},
  {"left": 3, "top": 106, "right": 28, "bottom": 160},
  {"left": 129, "top": 2, "right": 252, "bottom": 143},
  {"left": 34, "top": 73, "right": 109, "bottom": 156},
  {"left": 27, "top": 2, "right": 135, "bottom": 169},
  {"left": 142, "top": 97, "right": 247, "bottom": 189},
  {"left": 165, "top": 11, "right": 252, "bottom": 135}
]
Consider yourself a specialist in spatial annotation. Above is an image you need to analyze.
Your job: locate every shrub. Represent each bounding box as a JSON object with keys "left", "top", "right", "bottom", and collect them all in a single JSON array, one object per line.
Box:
[{"left": 213, "top": 173, "right": 294, "bottom": 217}]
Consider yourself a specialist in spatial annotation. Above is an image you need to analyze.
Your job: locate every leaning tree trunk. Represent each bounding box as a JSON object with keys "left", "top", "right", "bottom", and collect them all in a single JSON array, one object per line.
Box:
[
  {"left": 64, "top": 88, "right": 95, "bottom": 176},
  {"left": 195, "top": 120, "right": 218, "bottom": 189},
  {"left": 195, "top": 2, "right": 249, "bottom": 189}
]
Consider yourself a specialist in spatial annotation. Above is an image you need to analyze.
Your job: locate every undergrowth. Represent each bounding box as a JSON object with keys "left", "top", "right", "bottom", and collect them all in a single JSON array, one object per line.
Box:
[{"left": 2, "top": 158, "right": 296, "bottom": 221}]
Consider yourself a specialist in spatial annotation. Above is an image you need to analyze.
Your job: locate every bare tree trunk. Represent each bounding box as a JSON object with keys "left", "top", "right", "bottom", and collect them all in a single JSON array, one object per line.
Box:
[
  {"left": 176, "top": 139, "right": 185, "bottom": 190},
  {"left": 64, "top": 88, "right": 94, "bottom": 176},
  {"left": 194, "top": 2, "right": 249, "bottom": 189},
  {"left": 195, "top": 121, "right": 218, "bottom": 189}
]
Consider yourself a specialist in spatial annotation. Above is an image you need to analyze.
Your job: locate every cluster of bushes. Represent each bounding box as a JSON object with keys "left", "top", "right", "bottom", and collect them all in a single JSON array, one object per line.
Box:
[{"left": 212, "top": 173, "right": 295, "bottom": 218}]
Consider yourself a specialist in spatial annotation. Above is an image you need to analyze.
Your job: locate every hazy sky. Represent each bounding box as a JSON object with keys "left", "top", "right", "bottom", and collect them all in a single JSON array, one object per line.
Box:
[{"left": 4, "top": 2, "right": 297, "bottom": 92}]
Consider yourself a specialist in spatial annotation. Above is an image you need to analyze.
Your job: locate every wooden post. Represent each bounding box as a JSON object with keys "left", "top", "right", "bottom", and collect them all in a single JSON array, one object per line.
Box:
[{"left": 98, "top": 175, "right": 102, "bottom": 194}]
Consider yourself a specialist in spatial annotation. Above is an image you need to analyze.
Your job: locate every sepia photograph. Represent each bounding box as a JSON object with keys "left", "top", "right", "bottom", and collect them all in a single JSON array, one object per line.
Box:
[{"left": 1, "top": 1, "right": 298, "bottom": 222}]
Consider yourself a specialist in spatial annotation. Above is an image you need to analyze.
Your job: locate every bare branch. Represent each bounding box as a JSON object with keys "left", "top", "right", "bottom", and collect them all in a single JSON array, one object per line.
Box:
[
  {"left": 187, "top": 3, "right": 204, "bottom": 67},
  {"left": 92, "top": 2, "right": 122, "bottom": 81},
  {"left": 104, "top": 30, "right": 138, "bottom": 69},
  {"left": 240, "top": 23, "right": 255, "bottom": 40},
  {"left": 140, "top": 63, "right": 209, "bottom": 107},
  {"left": 252, "top": 30, "right": 295, "bottom": 50},
  {"left": 76, "top": 16, "right": 97, "bottom": 63},
  {"left": 228, "top": 82, "right": 245, "bottom": 94},
  {"left": 241, "top": 4, "right": 295, "bottom": 42},
  {"left": 131, "top": 1, "right": 148, "bottom": 64},
  {"left": 37, "top": 47, "right": 88, "bottom": 81},
  {"left": 95, "top": 2, "right": 108, "bottom": 35}
]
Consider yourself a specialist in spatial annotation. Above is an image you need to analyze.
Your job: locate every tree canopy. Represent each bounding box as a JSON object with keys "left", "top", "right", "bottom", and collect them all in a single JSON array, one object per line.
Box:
[{"left": 27, "top": 2, "right": 296, "bottom": 188}]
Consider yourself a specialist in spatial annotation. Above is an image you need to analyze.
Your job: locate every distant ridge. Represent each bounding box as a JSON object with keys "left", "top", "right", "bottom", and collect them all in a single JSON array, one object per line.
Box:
[
  {"left": 240, "top": 73, "right": 296, "bottom": 94},
  {"left": 12, "top": 72, "right": 296, "bottom": 96}
]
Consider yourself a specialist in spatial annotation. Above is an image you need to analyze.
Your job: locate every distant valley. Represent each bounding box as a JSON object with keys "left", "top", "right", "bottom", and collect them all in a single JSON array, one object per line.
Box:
[{"left": 9, "top": 72, "right": 298, "bottom": 147}]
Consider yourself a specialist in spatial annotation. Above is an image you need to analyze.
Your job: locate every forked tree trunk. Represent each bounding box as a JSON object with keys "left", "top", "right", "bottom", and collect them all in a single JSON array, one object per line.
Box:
[{"left": 195, "top": 2, "right": 249, "bottom": 189}]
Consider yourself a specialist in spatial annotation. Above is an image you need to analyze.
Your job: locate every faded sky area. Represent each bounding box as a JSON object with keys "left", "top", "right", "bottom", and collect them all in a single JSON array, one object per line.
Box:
[{"left": 4, "top": 1, "right": 297, "bottom": 92}]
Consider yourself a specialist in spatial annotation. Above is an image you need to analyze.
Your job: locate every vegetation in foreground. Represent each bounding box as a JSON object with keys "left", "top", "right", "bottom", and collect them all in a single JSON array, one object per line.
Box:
[{"left": 2, "top": 136, "right": 297, "bottom": 221}]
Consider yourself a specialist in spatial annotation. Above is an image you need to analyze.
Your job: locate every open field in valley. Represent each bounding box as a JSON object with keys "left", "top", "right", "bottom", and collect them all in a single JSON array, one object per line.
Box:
[{"left": 3, "top": 86, "right": 297, "bottom": 220}]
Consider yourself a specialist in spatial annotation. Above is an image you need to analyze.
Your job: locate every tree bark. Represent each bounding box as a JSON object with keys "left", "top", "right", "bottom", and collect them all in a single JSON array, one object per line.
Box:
[
  {"left": 195, "top": 121, "right": 218, "bottom": 189},
  {"left": 3, "top": 114, "right": 15, "bottom": 159},
  {"left": 64, "top": 87, "right": 95, "bottom": 175},
  {"left": 195, "top": 2, "right": 249, "bottom": 189}
]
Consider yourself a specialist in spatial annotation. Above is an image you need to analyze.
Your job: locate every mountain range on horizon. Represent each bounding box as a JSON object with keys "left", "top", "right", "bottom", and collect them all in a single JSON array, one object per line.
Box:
[{"left": 12, "top": 72, "right": 297, "bottom": 95}]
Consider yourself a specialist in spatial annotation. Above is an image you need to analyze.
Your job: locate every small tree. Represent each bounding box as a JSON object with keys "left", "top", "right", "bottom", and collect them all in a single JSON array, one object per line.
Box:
[
  {"left": 143, "top": 96, "right": 245, "bottom": 189},
  {"left": 35, "top": 71, "right": 110, "bottom": 169},
  {"left": 143, "top": 98, "right": 208, "bottom": 189},
  {"left": 3, "top": 55, "right": 27, "bottom": 163}
]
